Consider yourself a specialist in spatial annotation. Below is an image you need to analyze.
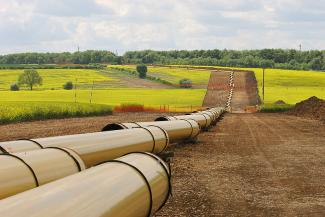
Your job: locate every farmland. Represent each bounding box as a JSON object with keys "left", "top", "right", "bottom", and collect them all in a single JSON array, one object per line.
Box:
[
  {"left": 0, "top": 101, "right": 112, "bottom": 124},
  {"left": 166, "top": 65, "right": 325, "bottom": 105},
  {"left": 0, "top": 69, "right": 117, "bottom": 90},
  {"left": 0, "top": 89, "right": 206, "bottom": 107},
  {"left": 110, "top": 65, "right": 211, "bottom": 88}
]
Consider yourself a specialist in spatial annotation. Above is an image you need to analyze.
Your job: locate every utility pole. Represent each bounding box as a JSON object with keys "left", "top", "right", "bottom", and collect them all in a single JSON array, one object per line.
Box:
[
  {"left": 74, "top": 78, "right": 78, "bottom": 103},
  {"left": 262, "top": 68, "right": 265, "bottom": 104},
  {"left": 299, "top": 44, "right": 302, "bottom": 52},
  {"left": 90, "top": 81, "right": 94, "bottom": 104}
]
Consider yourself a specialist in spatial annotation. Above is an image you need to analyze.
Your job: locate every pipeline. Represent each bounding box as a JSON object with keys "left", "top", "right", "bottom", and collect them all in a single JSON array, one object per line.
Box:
[
  {"left": 0, "top": 152, "right": 171, "bottom": 217},
  {"left": 102, "top": 119, "right": 200, "bottom": 144},
  {"left": 155, "top": 107, "right": 225, "bottom": 129},
  {"left": 0, "top": 107, "right": 224, "bottom": 201}
]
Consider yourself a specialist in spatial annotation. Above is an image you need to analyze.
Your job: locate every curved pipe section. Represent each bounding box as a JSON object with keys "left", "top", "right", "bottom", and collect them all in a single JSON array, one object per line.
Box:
[
  {"left": 0, "top": 148, "right": 85, "bottom": 200},
  {"left": 0, "top": 153, "right": 171, "bottom": 217},
  {"left": 102, "top": 120, "right": 200, "bottom": 144}
]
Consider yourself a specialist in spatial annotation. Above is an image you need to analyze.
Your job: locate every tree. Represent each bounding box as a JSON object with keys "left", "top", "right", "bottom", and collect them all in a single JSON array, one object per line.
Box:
[
  {"left": 18, "top": 69, "right": 42, "bottom": 90},
  {"left": 179, "top": 78, "right": 192, "bottom": 88},
  {"left": 136, "top": 64, "right": 147, "bottom": 79},
  {"left": 309, "top": 57, "right": 323, "bottom": 71},
  {"left": 10, "top": 83, "right": 19, "bottom": 91},
  {"left": 63, "top": 81, "right": 73, "bottom": 90}
]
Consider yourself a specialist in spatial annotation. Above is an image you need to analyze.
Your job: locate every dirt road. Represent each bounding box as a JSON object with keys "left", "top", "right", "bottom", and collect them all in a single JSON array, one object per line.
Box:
[
  {"left": 231, "top": 70, "right": 260, "bottom": 112},
  {"left": 156, "top": 113, "right": 325, "bottom": 216}
]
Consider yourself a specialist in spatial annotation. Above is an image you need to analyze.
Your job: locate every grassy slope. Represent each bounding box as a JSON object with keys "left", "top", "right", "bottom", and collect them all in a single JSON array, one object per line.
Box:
[
  {"left": 0, "top": 102, "right": 112, "bottom": 124},
  {"left": 0, "top": 89, "right": 206, "bottom": 107},
  {"left": 0, "top": 69, "right": 117, "bottom": 90},
  {"left": 110, "top": 65, "right": 211, "bottom": 86},
  {"left": 253, "top": 68, "right": 325, "bottom": 104}
]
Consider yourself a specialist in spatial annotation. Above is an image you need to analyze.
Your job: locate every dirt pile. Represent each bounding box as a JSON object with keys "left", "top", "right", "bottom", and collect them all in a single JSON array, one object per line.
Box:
[{"left": 290, "top": 96, "right": 325, "bottom": 122}]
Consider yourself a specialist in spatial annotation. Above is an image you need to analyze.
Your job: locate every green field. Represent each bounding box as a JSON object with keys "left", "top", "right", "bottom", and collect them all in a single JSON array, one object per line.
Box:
[
  {"left": 0, "top": 69, "right": 117, "bottom": 90},
  {"left": 110, "top": 65, "right": 211, "bottom": 86},
  {"left": 0, "top": 102, "right": 112, "bottom": 124},
  {"left": 253, "top": 68, "right": 325, "bottom": 104},
  {"left": 0, "top": 89, "right": 206, "bottom": 107}
]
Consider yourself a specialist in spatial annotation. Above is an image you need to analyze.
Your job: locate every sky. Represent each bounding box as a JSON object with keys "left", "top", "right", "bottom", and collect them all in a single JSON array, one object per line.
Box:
[{"left": 0, "top": 0, "right": 325, "bottom": 54}]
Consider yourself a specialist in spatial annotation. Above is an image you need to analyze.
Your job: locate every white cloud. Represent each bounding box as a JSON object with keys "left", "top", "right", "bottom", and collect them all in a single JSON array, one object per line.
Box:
[{"left": 0, "top": 0, "right": 325, "bottom": 54}]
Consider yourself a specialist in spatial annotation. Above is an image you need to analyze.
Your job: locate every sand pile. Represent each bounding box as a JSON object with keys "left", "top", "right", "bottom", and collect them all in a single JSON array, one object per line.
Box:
[{"left": 290, "top": 96, "right": 325, "bottom": 122}]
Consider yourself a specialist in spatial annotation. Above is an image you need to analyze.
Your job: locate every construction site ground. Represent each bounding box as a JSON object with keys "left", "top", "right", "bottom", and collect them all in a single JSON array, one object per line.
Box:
[{"left": 0, "top": 69, "right": 324, "bottom": 216}]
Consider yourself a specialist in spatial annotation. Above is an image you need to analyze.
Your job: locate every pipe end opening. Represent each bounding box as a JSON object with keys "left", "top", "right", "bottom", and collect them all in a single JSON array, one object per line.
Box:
[{"left": 102, "top": 123, "right": 126, "bottom": 131}]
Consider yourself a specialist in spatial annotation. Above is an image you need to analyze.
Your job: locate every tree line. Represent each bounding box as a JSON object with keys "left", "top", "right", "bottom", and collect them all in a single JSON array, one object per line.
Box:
[{"left": 1, "top": 49, "right": 324, "bottom": 71}]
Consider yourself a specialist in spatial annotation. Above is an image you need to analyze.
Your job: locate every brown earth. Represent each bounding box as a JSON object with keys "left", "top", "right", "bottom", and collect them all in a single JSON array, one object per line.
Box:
[
  {"left": 290, "top": 96, "right": 325, "bottom": 123},
  {"left": 155, "top": 113, "right": 325, "bottom": 217}
]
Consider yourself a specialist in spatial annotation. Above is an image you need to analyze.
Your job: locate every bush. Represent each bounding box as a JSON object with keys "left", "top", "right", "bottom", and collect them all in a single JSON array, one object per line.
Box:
[
  {"left": 63, "top": 81, "right": 73, "bottom": 90},
  {"left": 10, "top": 83, "right": 20, "bottom": 91},
  {"left": 179, "top": 78, "right": 192, "bottom": 88},
  {"left": 136, "top": 64, "right": 147, "bottom": 79}
]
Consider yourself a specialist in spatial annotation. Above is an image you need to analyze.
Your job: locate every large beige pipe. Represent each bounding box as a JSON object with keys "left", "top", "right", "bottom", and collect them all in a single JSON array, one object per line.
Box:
[
  {"left": 155, "top": 113, "right": 212, "bottom": 129},
  {"left": 102, "top": 120, "right": 200, "bottom": 144},
  {"left": 0, "top": 127, "right": 169, "bottom": 167},
  {"left": 0, "top": 148, "right": 85, "bottom": 200},
  {"left": 0, "top": 152, "right": 171, "bottom": 217}
]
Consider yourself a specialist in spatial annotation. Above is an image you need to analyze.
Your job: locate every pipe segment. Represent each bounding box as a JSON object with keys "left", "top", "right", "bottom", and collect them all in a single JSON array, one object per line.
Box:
[
  {"left": 0, "top": 152, "right": 171, "bottom": 217},
  {"left": 155, "top": 113, "right": 212, "bottom": 129},
  {"left": 0, "top": 148, "right": 85, "bottom": 200},
  {"left": 0, "top": 127, "right": 169, "bottom": 167},
  {"left": 102, "top": 120, "right": 200, "bottom": 144}
]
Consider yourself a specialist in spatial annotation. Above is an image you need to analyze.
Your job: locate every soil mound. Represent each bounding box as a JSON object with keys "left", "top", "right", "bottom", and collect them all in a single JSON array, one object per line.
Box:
[{"left": 290, "top": 96, "right": 325, "bottom": 122}]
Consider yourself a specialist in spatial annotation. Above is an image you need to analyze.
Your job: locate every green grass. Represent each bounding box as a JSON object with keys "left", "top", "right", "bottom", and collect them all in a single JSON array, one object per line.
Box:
[
  {"left": 0, "top": 69, "right": 117, "bottom": 90},
  {"left": 0, "top": 89, "right": 206, "bottom": 107},
  {"left": 260, "top": 104, "right": 293, "bottom": 112},
  {"left": 110, "top": 65, "right": 211, "bottom": 86},
  {"left": 0, "top": 102, "right": 112, "bottom": 124}
]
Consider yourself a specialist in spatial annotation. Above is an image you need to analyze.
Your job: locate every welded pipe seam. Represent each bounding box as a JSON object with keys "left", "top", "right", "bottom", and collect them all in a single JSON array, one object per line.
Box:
[
  {"left": 145, "top": 125, "right": 169, "bottom": 153},
  {"left": 0, "top": 153, "right": 39, "bottom": 187},
  {"left": 45, "top": 147, "right": 83, "bottom": 172},
  {"left": 96, "top": 159, "right": 153, "bottom": 217},
  {"left": 18, "top": 139, "right": 44, "bottom": 149},
  {"left": 0, "top": 146, "right": 6, "bottom": 154},
  {"left": 181, "top": 119, "right": 195, "bottom": 139},
  {"left": 139, "top": 127, "right": 157, "bottom": 153},
  {"left": 126, "top": 152, "right": 172, "bottom": 212}
]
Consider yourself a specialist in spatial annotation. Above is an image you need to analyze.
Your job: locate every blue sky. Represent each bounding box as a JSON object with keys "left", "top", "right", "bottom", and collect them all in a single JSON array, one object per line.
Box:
[{"left": 0, "top": 0, "right": 324, "bottom": 54}]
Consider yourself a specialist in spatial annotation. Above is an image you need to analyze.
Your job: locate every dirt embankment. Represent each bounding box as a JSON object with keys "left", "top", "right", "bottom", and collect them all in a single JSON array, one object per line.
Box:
[
  {"left": 203, "top": 70, "right": 231, "bottom": 107},
  {"left": 290, "top": 96, "right": 325, "bottom": 123}
]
